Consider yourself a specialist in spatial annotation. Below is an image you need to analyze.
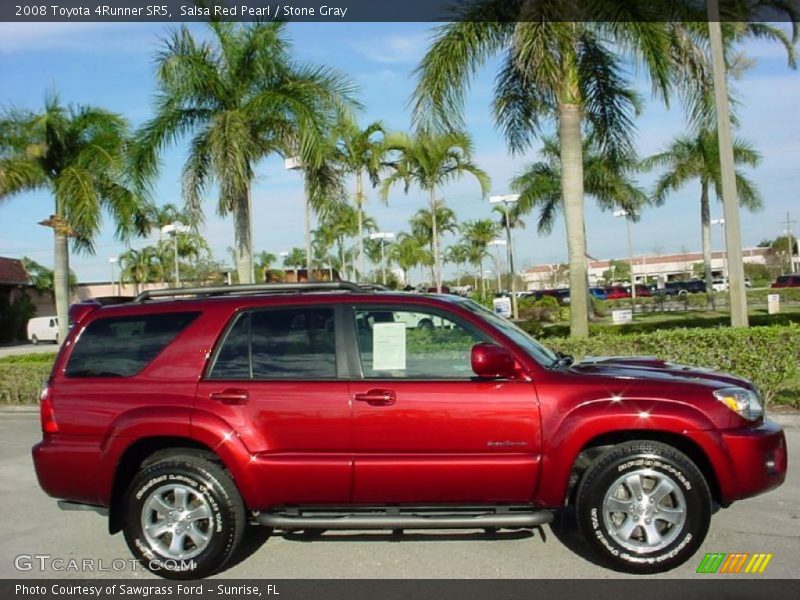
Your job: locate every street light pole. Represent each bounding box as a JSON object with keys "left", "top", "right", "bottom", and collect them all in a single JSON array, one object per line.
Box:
[
  {"left": 490, "top": 194, "right": 520, "bottom": 319},
  {"left": 712, "top": 218, "right": 728, "bottom": 280},
  {"left": 109, "top": 257, "right": 118, "bottom": 296},
  {"left": 614, "top": 210, "right": 637, "bottom": 305},
  {"left": 369, "top": 232, "right": 395, "bottom": 286}
]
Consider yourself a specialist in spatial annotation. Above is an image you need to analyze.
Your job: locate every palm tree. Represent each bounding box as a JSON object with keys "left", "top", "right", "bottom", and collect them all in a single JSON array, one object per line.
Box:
[
  {"left": 390, "top": 233, "right": 431, "bottom": 287},
  {"left": 254, "top": 251, "right": 277, "bottom": 283},
  {"left": 283, "top": 247, "right": 307, "bottom": 280},
  {"left": 410, "top": 4, "right": 795, "bottom": 335},
  {"left": 444, "top": 243, "right": 472, "bottom": 287},
  {"left": 511, "top": 136, "right": 647, "bottom": 236},
  {"left": 120, "top": 246, "right": 163, "bottom": 295},
  {"left": 642, "top": 129, "right": 761, "bottom": 295},
  {"left": 133, "top": 22, "right": 358, "bottom": 284},
  {"left": 335, "top": 118, "right": 386, "bottom": 280},
  {"left": 460, "top": 219, "right": 499, "bottom": 294},
  {"left": 381, "top": 130, "right": 489, "bottom": 292},
  {"left": 410, "top": 202, "right": 459, "bottom": 284},
  {"left": 0, "top": 94, "right": 145, "bottom": 342}
]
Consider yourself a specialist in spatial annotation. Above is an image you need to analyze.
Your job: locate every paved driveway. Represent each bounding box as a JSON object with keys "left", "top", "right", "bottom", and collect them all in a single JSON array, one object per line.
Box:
[{"left": 1, "top": 413, "right": 797, "bottom": 579}]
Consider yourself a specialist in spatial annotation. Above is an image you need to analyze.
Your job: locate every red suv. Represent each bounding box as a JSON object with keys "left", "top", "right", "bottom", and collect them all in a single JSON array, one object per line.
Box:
[{"left": 33, "top": 282, "right": 787, "bottom": 578}]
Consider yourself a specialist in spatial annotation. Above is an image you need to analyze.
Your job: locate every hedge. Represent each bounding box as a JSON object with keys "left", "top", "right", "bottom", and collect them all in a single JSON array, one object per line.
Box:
[
  {"left": 546, "top": 324, "right": 800, "bottom": 405},
  {"left": 0, "top": 363, "right": 53, "bottom": 405}
]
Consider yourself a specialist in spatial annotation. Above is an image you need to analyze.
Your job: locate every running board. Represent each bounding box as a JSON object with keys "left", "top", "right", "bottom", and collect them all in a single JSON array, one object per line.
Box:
[{"left": 256, "top": 509, "right": 553, "bottom": 530}]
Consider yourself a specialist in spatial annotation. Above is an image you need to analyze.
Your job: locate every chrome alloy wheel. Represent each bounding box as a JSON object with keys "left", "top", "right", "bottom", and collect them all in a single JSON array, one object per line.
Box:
[
  {"left": 602, "top": 469, "right": 687, "bottom": 553},
  {"left": 141, "top": 483, "right": 214, "bottom": 560}
]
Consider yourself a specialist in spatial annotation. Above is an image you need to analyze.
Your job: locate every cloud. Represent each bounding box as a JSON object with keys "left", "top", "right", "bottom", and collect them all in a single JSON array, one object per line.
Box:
[
  {"left": 0, "top": 22, "right": 157, "bottom": 54},
  {"left": 350, "top": 32, "right": 431, "bottom": 65}
]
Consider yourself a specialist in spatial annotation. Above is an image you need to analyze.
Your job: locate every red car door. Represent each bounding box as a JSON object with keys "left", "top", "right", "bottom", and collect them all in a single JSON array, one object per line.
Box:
[
  {"left": 348, "top": 305, "right": 541, "bottom": 504},
  {"left": 196, "top": 305, "right": 352, "bottom": 507}
]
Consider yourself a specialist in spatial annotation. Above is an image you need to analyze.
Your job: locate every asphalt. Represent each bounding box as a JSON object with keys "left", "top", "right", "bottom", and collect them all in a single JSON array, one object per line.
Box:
[{"left": 0, "top": 413, "right": 797, "bottom": 580}]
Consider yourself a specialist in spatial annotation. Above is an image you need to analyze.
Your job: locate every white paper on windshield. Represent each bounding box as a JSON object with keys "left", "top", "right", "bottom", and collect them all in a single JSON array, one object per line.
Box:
[{"left": 372, "top": 322, "right": 406, "bottom": 371}]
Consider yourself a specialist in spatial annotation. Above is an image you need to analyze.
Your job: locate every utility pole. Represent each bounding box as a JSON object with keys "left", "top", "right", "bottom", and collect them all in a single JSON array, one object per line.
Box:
[
  {"left": 708, "top": 0, "right": 748, "bottom": 327},
  {"left": 784, "top": 212, "right": 797, "bottom": 273}
]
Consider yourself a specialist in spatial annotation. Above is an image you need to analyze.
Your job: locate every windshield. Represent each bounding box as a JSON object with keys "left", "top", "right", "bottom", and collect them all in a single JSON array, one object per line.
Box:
[{"left": 458, "top": 299, "right": 559, "bottom": 367}]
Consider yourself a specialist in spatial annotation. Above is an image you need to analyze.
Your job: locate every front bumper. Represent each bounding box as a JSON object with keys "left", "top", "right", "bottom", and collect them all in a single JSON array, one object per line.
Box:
[{"left": 718, "top": 418, "right": 787, "bottom": 503}]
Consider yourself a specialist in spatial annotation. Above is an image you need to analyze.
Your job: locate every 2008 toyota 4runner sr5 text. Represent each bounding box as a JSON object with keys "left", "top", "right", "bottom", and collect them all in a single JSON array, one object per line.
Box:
[{"left": 32, "top": 282, "right": 787, "bottom": 578}]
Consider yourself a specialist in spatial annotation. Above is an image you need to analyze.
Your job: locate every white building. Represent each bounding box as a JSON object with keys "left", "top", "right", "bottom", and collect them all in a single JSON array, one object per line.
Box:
[{"left": 523, "top": 247, "right": 769, "bottom": 290}]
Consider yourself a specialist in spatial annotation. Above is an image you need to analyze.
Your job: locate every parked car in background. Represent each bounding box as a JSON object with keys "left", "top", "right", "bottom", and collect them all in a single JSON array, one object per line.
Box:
[
  {"left": 26, "top": 316, "right": 58, "bottom": 344},
  {"left": 711, "top": 278, "right": 728, "bottom": 293},
  {"left": 604, "top": 286, "right": 630, "bottom": 300},
  {"left": 657, "top": 279, "right": 707, "bottom": 296},
  {"left": 771, "top": 274, "right": 800, "bottom": 288},
  {"left": 589, "top": 287, "right": 607, "bottom": 300},
  {"left": 537, "top": 288, "right": 571, "bottom": 304}
]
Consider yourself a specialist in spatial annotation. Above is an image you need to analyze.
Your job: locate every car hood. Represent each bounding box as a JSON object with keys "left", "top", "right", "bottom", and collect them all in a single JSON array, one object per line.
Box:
[{"left": 569, "top": 356, "right": 753, "bottom": 390}]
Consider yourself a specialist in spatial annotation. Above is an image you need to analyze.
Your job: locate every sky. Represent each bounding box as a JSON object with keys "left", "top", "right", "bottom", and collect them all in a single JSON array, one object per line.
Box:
[{"left": 0, "top": 21, "right": 798, "bottom": 282}]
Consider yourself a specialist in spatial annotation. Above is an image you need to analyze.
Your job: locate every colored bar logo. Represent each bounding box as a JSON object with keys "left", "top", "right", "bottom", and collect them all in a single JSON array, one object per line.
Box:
[{"left": 696, "top": 553, "right": 773, "bottom": 574}]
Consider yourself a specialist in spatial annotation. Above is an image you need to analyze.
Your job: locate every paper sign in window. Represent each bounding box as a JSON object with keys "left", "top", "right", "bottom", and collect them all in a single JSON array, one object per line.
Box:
[{"left": 372, "top": 322, "right": 406, "bottom": 370}]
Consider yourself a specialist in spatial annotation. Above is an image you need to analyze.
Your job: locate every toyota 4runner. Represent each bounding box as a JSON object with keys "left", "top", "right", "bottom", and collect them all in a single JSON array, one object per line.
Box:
[{"left": 32, "top": 282, "right": 787, "bottom": 578}]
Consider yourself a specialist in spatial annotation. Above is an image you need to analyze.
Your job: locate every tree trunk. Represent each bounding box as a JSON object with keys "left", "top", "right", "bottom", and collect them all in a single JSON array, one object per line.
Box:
[
  {"left": 558, "top": 103, "right": 589, "bottom": 338},
  {"left": 304, "top": 174, "right": 314, "bottom": 282},
  {"left": 430, "top": 189, "right": 441, "bottom": 292},
  {"left": 700, "top": 180, "right": 714, "bottom": 300},
  {"left": 53, "top": 229, "right": 69, "bottom": 345},
  {"left": 232, "top": 189, "right": 254, "bottom": 284},
  {"left": 356, "top": 171, "right": 364, "bottom": 283}
]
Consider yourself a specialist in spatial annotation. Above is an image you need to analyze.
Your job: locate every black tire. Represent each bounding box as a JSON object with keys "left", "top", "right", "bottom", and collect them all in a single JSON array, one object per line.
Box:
[
  {"left": 418, "top": 318, "right": 434, "bottom": 331},
  {"left": 31, "top": 335, "right": 38, "bottom": 345},
  {"left": 575, "top": 441, "right": 711, "bottom": 574},
  {"left": 122, "top": 453, "right": 245, "bottom": 579}
]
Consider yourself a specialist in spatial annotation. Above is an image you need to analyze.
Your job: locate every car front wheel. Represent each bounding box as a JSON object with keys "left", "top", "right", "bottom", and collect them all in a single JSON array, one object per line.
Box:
[
  {"left": 122, "top": 453, "right": 245, "bottom": 579},
  {"left": 576, "top": 440, "right": 711, "bottom": 574}
]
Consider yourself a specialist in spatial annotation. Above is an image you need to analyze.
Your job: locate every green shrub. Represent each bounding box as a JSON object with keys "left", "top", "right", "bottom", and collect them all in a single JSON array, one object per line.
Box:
[
  {"left": 0, "top": 363, "right": 53, "bottom": 404},
  {"left": 0, "top": 352, "right": 57, "bottom": 364},
  {"left": 546, "top": 324, "right": 800, "bottom": 405}
]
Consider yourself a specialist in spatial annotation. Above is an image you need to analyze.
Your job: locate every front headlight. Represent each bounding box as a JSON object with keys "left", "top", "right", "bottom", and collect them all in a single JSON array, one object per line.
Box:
[{"left": 713, "top": 387, "right": 764, "bottom": 421}]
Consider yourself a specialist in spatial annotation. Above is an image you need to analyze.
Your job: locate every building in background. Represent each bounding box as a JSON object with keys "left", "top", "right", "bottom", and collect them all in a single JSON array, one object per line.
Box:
[{"left": 522, "top": 248, "right": 768, "bottom": 290}]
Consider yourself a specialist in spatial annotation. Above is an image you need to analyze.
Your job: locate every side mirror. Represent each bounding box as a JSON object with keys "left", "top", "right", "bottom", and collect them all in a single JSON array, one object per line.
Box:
[{"left": 471, "top": 343, "right": 517, "bottom": 379}]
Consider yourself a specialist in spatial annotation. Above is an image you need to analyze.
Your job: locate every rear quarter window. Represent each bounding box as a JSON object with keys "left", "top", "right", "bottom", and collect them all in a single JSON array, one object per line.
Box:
[{"left": 65, "top": 312, "right": 200, "bottom": 378}]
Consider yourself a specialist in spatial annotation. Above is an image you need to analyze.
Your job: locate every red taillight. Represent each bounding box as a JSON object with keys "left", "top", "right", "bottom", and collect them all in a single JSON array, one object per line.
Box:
[{"left": 40, "top": 385, "right": 58, "bottom": 434}]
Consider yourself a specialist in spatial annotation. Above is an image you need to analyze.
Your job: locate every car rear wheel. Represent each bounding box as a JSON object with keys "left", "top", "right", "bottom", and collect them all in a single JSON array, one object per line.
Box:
[
  {"left": 122, "top": 453, "right": 245, "bottom": 579},
  {"left": 31, "top": 335, "right": 38, "bottom": 345},
  {"left": 575, "top": 441, "right": 711, "bottom": 574}
]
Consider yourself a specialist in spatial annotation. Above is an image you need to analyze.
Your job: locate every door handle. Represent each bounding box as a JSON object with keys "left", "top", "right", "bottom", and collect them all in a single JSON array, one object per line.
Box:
[
  {"left": 353, "top": 389, "right": 396, "bottom": 406},
  {"left": 210, "top": 389, "right": 249, "bottom": 405}
]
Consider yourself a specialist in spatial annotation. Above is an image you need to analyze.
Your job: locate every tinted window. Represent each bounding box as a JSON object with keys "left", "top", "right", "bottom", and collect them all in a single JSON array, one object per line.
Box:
[
  {"left": 209, "top": 308, "right": 336, "bottom": 380},
  {"left": 354, "top": 307, "right": 487, "bottom": 379},
  {"left": 66, "top": 312, "right": 200, "bottom": 378}
]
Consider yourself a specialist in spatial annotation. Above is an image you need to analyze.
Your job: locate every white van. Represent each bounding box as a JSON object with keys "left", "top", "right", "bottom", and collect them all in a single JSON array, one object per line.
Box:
[{"left": 27, "top": 316, "right": 59, "bottom": 344}]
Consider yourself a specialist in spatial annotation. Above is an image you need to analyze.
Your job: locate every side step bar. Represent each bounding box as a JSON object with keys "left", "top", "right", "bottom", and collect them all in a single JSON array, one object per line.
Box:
[
  {"left": 57, "top": 501, "right": 109, "bottom": 516},
  {"left": 256, "top": 510, "right": 553, "bottom": 530}
]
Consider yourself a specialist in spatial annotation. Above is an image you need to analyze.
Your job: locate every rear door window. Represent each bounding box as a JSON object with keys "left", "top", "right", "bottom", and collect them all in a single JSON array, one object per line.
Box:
[
  {"left": 208, "top": 307, "right": 337, "bottom": 380},
  {"left": 65, "top": 312, "right": 200, "bottom": 378}
]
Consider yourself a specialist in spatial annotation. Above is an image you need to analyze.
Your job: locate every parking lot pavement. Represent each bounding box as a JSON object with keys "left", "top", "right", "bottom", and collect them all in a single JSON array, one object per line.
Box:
[
  {"left": 0, "top": 343, "right": 58, "bottom": 358},
  {"left": 1, "top": 413, "right": 798, "bottom": 580}
]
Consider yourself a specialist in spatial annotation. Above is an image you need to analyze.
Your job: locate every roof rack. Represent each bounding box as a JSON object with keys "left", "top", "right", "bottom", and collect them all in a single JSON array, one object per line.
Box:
[{"left": 133, "top": 281, "right": 364, "bottom": 303}]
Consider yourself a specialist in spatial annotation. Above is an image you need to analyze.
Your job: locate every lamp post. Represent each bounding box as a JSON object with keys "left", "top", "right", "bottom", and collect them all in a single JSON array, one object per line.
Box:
[
  {"left": 161, "top": 223, "right": 188, "bottom": 287},
  {"left": 711, "top": 218, "right": 727, "bottom": 280},
  {"left": 488, "top": 239, "right": 507, "bottom": 295},
  {"left": 369, "top": 232, "right": 395, "bottom": 285},
  {"left": 109, "top": 257, "right": 118, "bottom": 296},
  {"left": 490, "top": 194, "right": 520, "bottom": 318},
  {"left": 614, "top": 209, "right": 637, "bottom": 304},
  {"left": 483, "top": 269, "right": 493, "bottom": 295},
  {"left": 285, "top": 157, "right": 315, "bottom": 281}
]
